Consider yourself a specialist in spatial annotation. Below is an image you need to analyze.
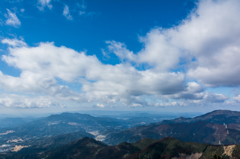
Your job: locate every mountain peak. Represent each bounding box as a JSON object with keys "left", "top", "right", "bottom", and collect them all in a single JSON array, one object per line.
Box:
[{"left": 194, "top": 110, "right": 240, "bottom": 120}]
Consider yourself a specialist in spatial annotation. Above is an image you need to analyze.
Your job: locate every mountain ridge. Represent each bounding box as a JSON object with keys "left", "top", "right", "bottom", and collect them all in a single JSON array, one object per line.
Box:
[
  {"left": 104, "top": 110, "right": 240, "bottom": 145},
  {"left": 1, "top": 136, "right": 239, "bottom": 159}
]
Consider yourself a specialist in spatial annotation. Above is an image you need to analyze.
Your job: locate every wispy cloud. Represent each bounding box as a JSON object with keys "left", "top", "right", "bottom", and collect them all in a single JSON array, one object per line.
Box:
[
  {"left": 63, "top": 5, "right": 73, "bottom": 20},
  {"left": 38, "top": 0, "right": 52, "bottom": 11},
  {"left": 1, "top": 38, "right": 26, "bottom": 47},
  {"left": 5, "top": 9, "right": 21, "bottom": 28},
  {"left": 0, "top": 18, "right": 3, "bottom": 26},
  {"left": 79, "top": 11, "right": 97, "bottom": 16},
  {"left": 77, "top": 0, "right": 87, "bottom": 9},
  {"left": 78, "top": 0, "right": 97, "bottom": 17}
]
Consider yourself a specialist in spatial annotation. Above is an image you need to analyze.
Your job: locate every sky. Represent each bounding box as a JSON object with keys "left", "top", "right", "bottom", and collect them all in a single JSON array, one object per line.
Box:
[{"left": 0, "top": 0, "right": 240, "bottom": 115}]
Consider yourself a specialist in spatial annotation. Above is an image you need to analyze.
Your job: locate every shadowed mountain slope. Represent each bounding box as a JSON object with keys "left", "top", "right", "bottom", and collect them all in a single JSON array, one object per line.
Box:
[{"left": 2, "top": 137, "right": 240, "bottom": 159}]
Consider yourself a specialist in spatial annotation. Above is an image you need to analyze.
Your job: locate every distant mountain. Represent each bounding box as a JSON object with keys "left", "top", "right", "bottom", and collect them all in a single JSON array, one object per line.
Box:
[
  {"left": 0, "top": 111, "right": 182, "bottom": 147},
  {"left": 0, "top": 118, "right": 35, "bottom": 129},
  {"left": 0, "top": 111, "right": 180, "bottom": 153},
  {"left": 157, "top": 110, "right": 240, "bottom": 125},
  {"left": 1, "top": 109, "right": 240, "bottom": 158},
  {"left": 104, "top": 110, "right": 240, "bottom": 145},
  {"left": 170, "top": 110, "right": 240, "bottom": 124},
  {"left": 0, "top": 112, "right": 131, "bottom": 145},
  {"left": 1, "top": 137, "right": 240, "bottom": 159}
]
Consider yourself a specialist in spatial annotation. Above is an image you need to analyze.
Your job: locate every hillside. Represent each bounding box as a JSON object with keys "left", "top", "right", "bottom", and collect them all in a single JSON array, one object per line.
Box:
[
  {"left": 1, "top": 137, "right": 240, "bottom": 159},
  {"left": 104, "top": 110, "right": 240, "bottom": 145},
  {"left": 16, "top": 131, "right": 95, "bottom": 154},
  {"left": 0, "top": 112, "right": 131, "bottom": 146},
  {"left": 1, "top": 110, "right": 240, "bottom": 158}
]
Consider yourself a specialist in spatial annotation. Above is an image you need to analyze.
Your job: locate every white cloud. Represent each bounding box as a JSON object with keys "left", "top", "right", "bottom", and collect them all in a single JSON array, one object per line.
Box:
[
  {"left": 105, "top": 41, "right": 136, "bottom": 62},
  {"left": 1, "top": 38, "right": 26, "bottom": 47},
  {"left": 79, "top": 11, "right": 96, "bottom": 16},
  {"left": 1, "top": 39, "right": 193, "bottom": 107},
  {"left": 5, "top": 9, "right": 21, "bottom": 27},
  {"left": 154, "top": 92, "right": 229, "bottom": 107},
  {"left": 20, "top": 8, "right": 25, "bottom": 13},
  {"left": 131, "top": 103, "right": 143, "bottom": 107},
  {"left": 38, "top": 0, "right": 52, "bottom": 10},
  {"left": 0, "top": 94, "right": 62, "bottom": 108},
  {"left": 1, "top": 41, "right": 99, "bottom": 82},
  {"left": 202, "top": 92, "right": 229, "bottom": 103},
  {"left": 233, "top": 95, "right": 240, "bottom": 102},
  {"left": 106, "top": 0, "right": 240, "bottom": 87},
  {"left": 180, "top": 0, "right": 240, "bottom": 87},
  {"left": 2, "top": 0, "right": 240, "bottom": 108},
  {"left": 63, "top": 5, "right": 73, "bottom": 20},
  {"left": 95, "top": 103, "right": 105, "bottom": 108}
]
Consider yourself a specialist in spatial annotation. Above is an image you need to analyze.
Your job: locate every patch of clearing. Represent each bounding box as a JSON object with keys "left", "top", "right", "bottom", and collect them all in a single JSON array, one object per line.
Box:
[
  {"left": 7, "top": 139, "right": 23, "bottom": 143},
  {"left": 0, "top": 130, "right": 15, "bottom": 135},
  {"left": 47, "top": 121, "right": 60, "bottom": 126},
  {"left": 11, "top": 145, "right": 28, "bottom": 152},
  {"left": 223, "top": 145, "right": 235, "bottom": 157},
  {"left": 88, "top": 131, "right": 99, "bottom": 136},
  {"left": 68, "top": 122, "right": 80, "bottom": 126},
  {"left": 95, "top": 135, "right": 106, "bottom": 141}
]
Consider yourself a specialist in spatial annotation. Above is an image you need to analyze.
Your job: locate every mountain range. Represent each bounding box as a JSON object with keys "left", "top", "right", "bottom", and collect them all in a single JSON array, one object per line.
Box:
[
  {"left": 1, "top": 110, "right": 240, "bottom": 158},
  {"left": 1, "top": 136, "right": 239, "bottom": 159},
  {"left": 0, "top": 111, "right": 179, "bottom": 147},
  {"left": 104, "top": 110, "right": 240, "bottom": 145}
]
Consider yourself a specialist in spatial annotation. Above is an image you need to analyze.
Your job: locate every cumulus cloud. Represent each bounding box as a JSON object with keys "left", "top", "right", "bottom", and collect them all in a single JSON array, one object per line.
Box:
[
  {"left": 202, "top": 92, "right": 229, "bottom": 103},
  {"left": 38, "top": 0, "right": 52, "bottom": 10},
  {"left": 0, "top": 41, "right": 223, "bottom": 108},
  {"left": 1, "top": 39, "right": 196, "bottom": 107},
  {"left": 63, "top": 5, "right": 73, "bottom": 20},
  {"left": 5, "top": 9, "right": 21, "bottom": 27},
  {"left": 167, "top": 82, "right": 204, "bottom": 100},
  {"left": 106, "top": 0, "right": 240, "bottom": 87},
  {"left": 2, "top": 41, "right": 100, "bottom": 82}
]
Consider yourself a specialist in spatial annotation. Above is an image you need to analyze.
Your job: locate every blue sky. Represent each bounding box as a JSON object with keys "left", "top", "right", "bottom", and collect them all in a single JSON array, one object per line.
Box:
[{"left": 0, "top": 0, "right": 240, "bottom": 114}]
